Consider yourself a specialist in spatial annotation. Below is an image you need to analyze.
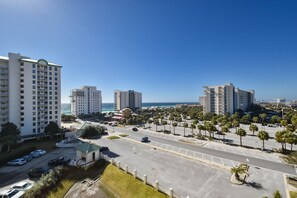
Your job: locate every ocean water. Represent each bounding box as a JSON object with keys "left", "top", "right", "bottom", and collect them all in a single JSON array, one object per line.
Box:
[{"left": 61, "top": 102, "right": 197, "bottom": 115}]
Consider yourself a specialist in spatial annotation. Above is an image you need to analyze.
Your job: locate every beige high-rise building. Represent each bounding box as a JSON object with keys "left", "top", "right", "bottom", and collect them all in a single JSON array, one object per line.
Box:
[
  {"left": 70, "top": 86, "right": 102, "bottom": 116},
  {"left": 114, "top": 90, "right": 142, "bottom": 111},
  {"left": 0, "top": 52, "right": 61, "bottom": 137},
  {"left": 201, "top": 83, "right": 255, "bottom": 115}
]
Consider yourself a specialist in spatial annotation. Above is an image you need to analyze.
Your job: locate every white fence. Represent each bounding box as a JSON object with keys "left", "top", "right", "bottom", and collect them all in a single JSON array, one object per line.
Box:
[{"left": 101, "top": 154, "right": 179, "bottom": 198}]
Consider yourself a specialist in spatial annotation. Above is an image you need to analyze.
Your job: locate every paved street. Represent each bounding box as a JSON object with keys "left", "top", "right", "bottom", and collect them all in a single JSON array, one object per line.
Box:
[{"left": 102, "top": 124, "right": 296, "bottom": 175}]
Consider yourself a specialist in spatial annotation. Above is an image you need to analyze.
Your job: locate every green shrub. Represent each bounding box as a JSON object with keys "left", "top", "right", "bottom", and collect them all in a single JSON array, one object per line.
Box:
[{"left": 24, "top": 166, "right": 64, "bottom": 198}]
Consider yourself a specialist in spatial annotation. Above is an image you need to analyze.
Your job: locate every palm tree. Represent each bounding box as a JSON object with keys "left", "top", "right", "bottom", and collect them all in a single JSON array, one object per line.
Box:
[
  {"left": 172, "top": 122, "right": 178, "bottom": 135},
  {"left": 221, "top": 125, "right": 229, "bottom": 140},
  {"left": 154, "top": 119, "right": 159, "bottom": 132},
  {"left": 259, "top": 113, "right": 267, "bottom": 124},
  {"left": 233, "top": 121, "right": 240, "bottom": 132},
  {"left": 252, "top": 116, "right": 259, "bottom": 123},
  {"left": 285, "top": 131, "right": 297, "bottom": 151},
  {"left": 148, "top": 119, "right": 153, "bottom": 130},
  {"left": 197, "top": 124, "right": 205, "bottom": 137},
  {"left": 249, "top": 124, "right": 259, "bottom": 136},
  {"left": 257, "top": 130, "right": 269, "bottom": 150},
  {"left": 230, "top": 163, "right": 249, "bottom": 182},
  {"left": 183, "top": 123, "right": 188, "bottom": 137},
  {"left": 236, "top": 128, "right": 246, "bottom": 146},
  {"left": 275, "top": 130, "right": 286, "bottom": 151},
  {"left": 273, "top": 190, "right": 282, "bottom": 198},
  {"left": 162, "top": 120, "right": 167, "bottom": 132},
  {"left": 190, "top": 124, "right": 196, "bottom": 136},
  {"left": 205, "top": 122, "right": 217, "bottom": 138}
]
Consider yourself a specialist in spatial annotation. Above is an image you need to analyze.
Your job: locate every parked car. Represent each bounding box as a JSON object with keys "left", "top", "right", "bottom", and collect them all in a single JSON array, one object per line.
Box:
[
  {"left": 104, "top": 122, "right": 108, "bottom": 124},
  {"left": 35, "top": 149, "right": 46, "bottom": 155},
  {"left": 30, "top": 151, "right": 41, "bottom": 158},
  {"left": 99, "top": 147, "right": 109, "bottom": 152},
  {"left": 22, "top": 155, "right": 33, "bottom": 162},
  {"left": 28, "top": 167, "right": 49, "bottom": 178},
  {"left": 48, "top": 157, "right": 70, "bottom": 167},
  {"left": 111, "top": 123, "right": 117, "bottom": 127},
  {"left": 7, "top": 158, "right": 26, "bottom": 166},
  {"left": 132, "top": 127, "right": 138, "bottom": 131},
  {"left": 141, "top": 137, "right": 149, "bottom": 142},
  {"left": 0, "top": 189, "right": 24, "bottom": 198},
  {"left": 10, "top": 181, "right": 32, "bottom": 191}
]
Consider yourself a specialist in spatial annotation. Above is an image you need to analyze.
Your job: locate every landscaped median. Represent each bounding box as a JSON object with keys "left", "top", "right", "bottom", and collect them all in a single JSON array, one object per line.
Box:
[
  {"left": 107, "top": 135, "right": 120, "bottom": 140},
  {"left": 100, "top": 164, "right": 168, "bottom": 198}
]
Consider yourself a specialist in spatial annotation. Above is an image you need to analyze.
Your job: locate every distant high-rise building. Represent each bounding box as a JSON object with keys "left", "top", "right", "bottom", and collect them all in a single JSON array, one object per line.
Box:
[
  {"left": 201, "top": 83, "right": 255, "bottom": 115},
  {"left": 0, "top": 52, "right": 61, "bottom": 137},
  {"left": 70, "top": 86, "right": 102, "bottom": 116},
  {"left": 114, "top": 90, "right": 142, "bottom": 111},
  {"left": 276, "top": 98, "right": 286, "bottom": 105}
]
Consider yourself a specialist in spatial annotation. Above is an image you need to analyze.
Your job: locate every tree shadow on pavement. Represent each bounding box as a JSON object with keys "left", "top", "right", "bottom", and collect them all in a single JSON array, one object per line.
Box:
[{"left": 245, "top": 181, "right": 263, "bottom": 190}]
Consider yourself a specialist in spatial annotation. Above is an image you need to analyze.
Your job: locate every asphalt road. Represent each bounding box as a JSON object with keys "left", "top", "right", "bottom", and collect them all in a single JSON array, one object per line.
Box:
[{"left": 106, "top": 125, "right": 296, "bottom": 175}]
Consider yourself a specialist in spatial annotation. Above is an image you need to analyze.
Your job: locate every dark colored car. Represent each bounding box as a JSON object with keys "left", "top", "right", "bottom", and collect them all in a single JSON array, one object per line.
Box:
[
  {"left": 99, "top": 147, "right": 109, "bottom": 152},
  {"left": 48, "top": 157, "right": 70, "bottom": 167},
  {"left": 132, "top": 127, "right": 138, "bottom": 131},
  {"left": 28, "top": 167, "right": 49, "bottom": 178},
  {"left": 141, "top": 137, "right": 149, "bottom": 142}
]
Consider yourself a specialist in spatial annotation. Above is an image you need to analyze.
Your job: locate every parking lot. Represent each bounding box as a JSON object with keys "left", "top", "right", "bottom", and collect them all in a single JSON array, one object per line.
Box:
[
  {"left": 88, "top": 136, "right": 286, "bottom": 198},
  {"left": 0, "top": 148, "right": 76, "bottom": 191}
]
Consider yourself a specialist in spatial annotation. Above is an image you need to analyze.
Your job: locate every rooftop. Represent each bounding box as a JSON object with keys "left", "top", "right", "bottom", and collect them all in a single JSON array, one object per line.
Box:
[{"left": 76, "top": 142, "right": 100, "bottom": 153}]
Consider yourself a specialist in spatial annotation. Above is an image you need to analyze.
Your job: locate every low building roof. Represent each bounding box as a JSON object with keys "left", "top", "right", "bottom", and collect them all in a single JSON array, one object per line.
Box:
[{"left": 76, "top": 142, "right": 100, "bottom": 153}]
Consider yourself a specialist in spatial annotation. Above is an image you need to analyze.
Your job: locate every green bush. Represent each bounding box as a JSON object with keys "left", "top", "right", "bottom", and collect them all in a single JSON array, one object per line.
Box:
[
  {"left": 0, "top": 146, "right": 35, "bottom": 166},
  {"left": 81, "top": 126, "right": 103, "bottom": 138},
  {"left": 24, "top": 166, "right": 64, "bottom": 198}
]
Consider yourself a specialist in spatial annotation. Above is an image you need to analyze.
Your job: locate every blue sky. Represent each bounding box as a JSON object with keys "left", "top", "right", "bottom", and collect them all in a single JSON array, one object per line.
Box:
[{"left": 0, "top": 0, "right": 296, "bottom": 103}]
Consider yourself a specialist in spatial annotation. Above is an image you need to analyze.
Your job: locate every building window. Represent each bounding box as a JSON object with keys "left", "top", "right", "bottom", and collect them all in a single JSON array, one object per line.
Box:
[
  {"left": 21, "top": 123, "right": 24, "bottom": 127},
  {"left": 20, "top": 62, "right": 24, "bottom": 66},
  {"left": 32, "top": 64, "right": 35, "bottom": 68},
  {"left": 54, "top": 67, "right": 57, "bottom": 71},
  {"left": 33, "top": 70, "right": 36, "bottom": 73},
  {"left": 33, "top": 80, "right": 36, "bottom": 84}
]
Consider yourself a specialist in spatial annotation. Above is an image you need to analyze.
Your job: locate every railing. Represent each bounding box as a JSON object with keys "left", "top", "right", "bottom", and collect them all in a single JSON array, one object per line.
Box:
[{"left": 101, "top": 154, "right": 179, "bottom": 198}]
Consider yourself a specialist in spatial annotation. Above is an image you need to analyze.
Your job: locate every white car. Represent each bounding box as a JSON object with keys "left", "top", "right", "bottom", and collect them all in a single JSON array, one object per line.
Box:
[
  {"left": 11, "top": 181, "right": 32, "bottom": 191},
  {"left": 0, "top": 189, "right": 24, "bottom": 198},
  {"left": 7, "top": 158, "right": 26, "bottom": 166},
  {"left": 35, "top": 149, "right": 46, "bottom": 155}
]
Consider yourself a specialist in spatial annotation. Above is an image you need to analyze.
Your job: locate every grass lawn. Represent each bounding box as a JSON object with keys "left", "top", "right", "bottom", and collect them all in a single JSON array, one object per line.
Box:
[
  {"left": 290, "top": 191, "right": 297, "bottom": 198},
  {"left": 107, "top": 136, "right": 120, "bottom": 140},
  {"left": 47, "top": 160, "right": 109, "bottom": 198},
  {"left": 0, "top": 139, "right": 57, "bottom": 166},
  {"left": 100, "top": 164, "right": 168, "bottom": 198},
  {"left": 119, "top": 134, "right": 128, "bottom": 137}
]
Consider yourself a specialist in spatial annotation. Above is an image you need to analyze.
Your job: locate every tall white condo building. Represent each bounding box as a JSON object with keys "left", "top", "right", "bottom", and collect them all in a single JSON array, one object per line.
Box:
[
  {"left": 114, "top": 90, "right": 142, "bottom": 111},
  {"left": 0, "top": 52, "right": 61, "bottom": 137},
  {"left": 201, "top": 83, "right": 255, "bottom": 115},
  {"left": 70, "top": 86, "right": 102, "bottom": 116}
]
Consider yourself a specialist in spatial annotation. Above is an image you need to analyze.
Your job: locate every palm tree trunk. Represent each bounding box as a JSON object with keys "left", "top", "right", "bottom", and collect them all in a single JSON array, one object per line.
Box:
[
  {"left": 192, "top": 129, "right": 194, "bottom": 136},
  {"left": 240, "top": 136, "right": 242, "bottom": 146},
  {"left": 155, "top": 125, "right": 157, "bottom": 132},
  {"left": 199, "top": 129, "right": 201, "bottom": 136},
  {"left": 291, "top": 143, "right": 293, "bottom": 151},
  {"left": 183, "top": 128, "right": 185, "bottom": 137},
  {"left": 149, "top": 123, "right": 151, "bottom": 130},
  {"left": 262, "top": 140, "right": 265, "bottom": 150}
]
